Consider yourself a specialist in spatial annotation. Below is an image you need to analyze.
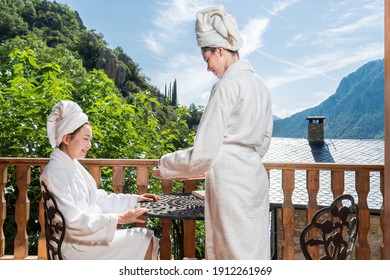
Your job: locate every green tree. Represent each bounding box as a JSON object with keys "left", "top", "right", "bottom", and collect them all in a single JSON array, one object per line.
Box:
[
  {"left": 0, "top": 0, "right": 200, "bottom": 257},
  {"left": 171, "top": 79, "right": 177, "bottom": 106}
]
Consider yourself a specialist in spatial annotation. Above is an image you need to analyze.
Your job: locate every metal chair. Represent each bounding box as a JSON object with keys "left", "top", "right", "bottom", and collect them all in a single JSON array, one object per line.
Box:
[
  {"left": 41, "top": 181, "right": 66, "bottom": 260},
  {"left": 300, "top": 194, "right": 359, "bottom": 260}
]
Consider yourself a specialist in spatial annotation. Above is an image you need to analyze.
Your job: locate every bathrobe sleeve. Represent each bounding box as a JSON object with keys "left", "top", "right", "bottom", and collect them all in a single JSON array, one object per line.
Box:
[
  {"left": 95, "top": 190, "right": 139, "bottom": 214},
  {"left": 41, "top": 169, "right": 118, "bottom": 243},
  {"left": 159, "top": 81, "right": 237, "bottom": 179},
  {"left": 256, "top": 113, "right": 273, "bottom": 158}
]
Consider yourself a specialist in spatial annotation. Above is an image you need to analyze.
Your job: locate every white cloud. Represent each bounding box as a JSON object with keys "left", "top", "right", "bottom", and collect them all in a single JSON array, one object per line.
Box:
[
  {"left": 144, "top": 0, "right": 212, "bottom": 55},
  {"left": 153, "top": 51, "right": 216, "bottom": 106},
  {"left": 272, "top": 0, "right": 300, "bottom": 13},
  {"left": 240, "top": 18, "right": 269, "bottom": 58},
  {"left": 143, "top": 33, "right": 164, "bottom": 56},
  {"left": 325, "top": 14, "right": 382, "bottom": 36},
  {"left": 145, "top": 0, "right": 384, "bottom": 117},
  {"left": 259, "top": 41, "right": 383, "bottom": 94},
  {"left": 272, "top": 105, "right": 306, "bottom": 119}
]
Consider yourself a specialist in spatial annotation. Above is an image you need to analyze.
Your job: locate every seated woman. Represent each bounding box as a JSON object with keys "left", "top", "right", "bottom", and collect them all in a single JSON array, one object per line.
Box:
[{"left": 40, "top": 100, "right": 159, "bottom": 260}]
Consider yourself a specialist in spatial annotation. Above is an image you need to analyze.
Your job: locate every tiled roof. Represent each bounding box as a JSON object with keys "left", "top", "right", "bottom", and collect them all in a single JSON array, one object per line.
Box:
[{"left": 263, "top": 137, "right": 384, "bottom": 210}]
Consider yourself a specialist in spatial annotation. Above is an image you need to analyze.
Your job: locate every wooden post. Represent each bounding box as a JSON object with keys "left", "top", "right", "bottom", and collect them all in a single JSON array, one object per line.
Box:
[
  {"left": 112, "top": 166, "right": 125, "bottom": 194},
  {"left": 136, "top": 166, "right": 149, "bottom": 194},
  {"left": 160, "top": 179, "right": 173, "bottom": 260},
  {"left": 306, "top": 170, "right": 320, "bottom": 259},
  {"left": 384, "top": 0, "right": 390, "bottom": 260},
  {"left": 355, "top": 171, "right": 371, "bottom": 259},
  {"left": 14, "top": 165, "right": 31, "bottom": 259},
  {"left": 38, "top": 164, "right": 48, "bottom": 259},
  {"left": 331, "top": 170, "right": 345, "bottom": 198},
  {"left": 88, "top": 166, "right": 101, "bottom": 188},
  {"left": 281, "top": 169, "right": 295, "bottom": 259},
  {"left": 0, "top": 165, "right": 7, "bottom": 257},
  {"left": 135, "top": 166, "right": 149, "bottom": 228},
  {"left": 183, "top": 180, "right": 197, "bottom": 259}
]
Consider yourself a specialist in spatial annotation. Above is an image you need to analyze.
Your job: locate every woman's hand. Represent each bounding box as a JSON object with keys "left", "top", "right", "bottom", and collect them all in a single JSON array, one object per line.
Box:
[
  {"left": 137, "top": 193, "right": 160, "bottom": 202},
  {"left": 117, "top": 208, "right": 150, "bottom": 224}
]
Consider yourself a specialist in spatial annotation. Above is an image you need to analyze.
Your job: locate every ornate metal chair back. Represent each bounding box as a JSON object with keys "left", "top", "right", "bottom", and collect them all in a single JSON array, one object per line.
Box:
[
  {"left": 41, "top": 181, "right": 66, "bottom": 260},
  {"left": 300, "top": 194, "right": 359, "bottom": 260}
]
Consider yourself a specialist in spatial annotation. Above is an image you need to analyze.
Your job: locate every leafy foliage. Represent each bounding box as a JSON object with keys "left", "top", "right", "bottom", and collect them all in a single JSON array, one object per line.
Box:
[{"left": 0, "top": 1, "right": 202, "bottom": 257}]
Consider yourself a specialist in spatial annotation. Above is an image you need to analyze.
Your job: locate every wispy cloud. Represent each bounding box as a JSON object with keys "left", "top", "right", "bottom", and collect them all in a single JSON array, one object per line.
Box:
[
  {"left": 261, "top": 41, "right": 383, "bottom": 93},
  {"left": 144, "top": 0, "right": 211, "bottom": 55},
  {"left": 240, "top": 18, "right": 269, "bottom": 58},
  {"left": 273, "top": 0, "right": 300, "bottom": 13},
  {"left": 261, "top": 0, "right": 299, "bottom": 22},
  {"left": 324, "top": 14, "right": 382, "bottom": 36},
  {"left": 153, "top": 51, "right": 216, "bottom": 106},
  {"left": 152, "top": 0, "right": 210, "bottom": 29}
]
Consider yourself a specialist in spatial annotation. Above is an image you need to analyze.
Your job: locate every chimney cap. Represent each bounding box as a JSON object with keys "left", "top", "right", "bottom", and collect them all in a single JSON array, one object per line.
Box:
[{"left": 306, "top": 116, "right": 326, "bottom": 120}]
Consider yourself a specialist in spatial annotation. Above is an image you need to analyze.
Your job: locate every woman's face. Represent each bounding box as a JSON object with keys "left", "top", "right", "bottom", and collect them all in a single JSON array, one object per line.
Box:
[
  {"left": 202, "top": 48, "right": 227, "bottom": 78},
  {"left": 61, "top": 124, "right": 92, "bottom": 160}
]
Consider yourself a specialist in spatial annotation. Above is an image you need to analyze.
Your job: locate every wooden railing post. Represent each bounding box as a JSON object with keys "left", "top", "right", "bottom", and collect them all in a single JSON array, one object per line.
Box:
[
  {"left": 355, "top": 171, "right": 371, "bottom": 259},
  {"left": 136, "top": 166, "right": 149, "bottom": 195},
  {"left": 306, "top": 170, "right": 320, "bottom": 259},
  {"left": 331, "top": 170, "right": 345, "bottom": 198},
  {"left": 0, "top": 165, "right": 7, "bottom": 257},
  {"left": 135, "top": 166, "right": 149, "bottom": 228},
  {"left": 380, "top": 171, "right": 385, "bottom": 259},
  {"left": 160, "top": 179, "right": 173, "bottom": 260},
  {"left": 112, "top": 166, "right": 125, "bottom": 194},
  {"left": 384, "top": 0, "right": 390, "bottom": 260},
  {"left": 14, "top": 165, "right": 31, "bottom": 259},
  {"left": 38, "top": 164, "right": 48, "bottom": 259},
  {"left": 183, "top": 180, "right": 197, "bottom": 259},
  {"left": 88, "top": 166, "right": 101, "bottom": 188},
  {"left": 281, "top": 169, "right": 295, "bottom": 259}
]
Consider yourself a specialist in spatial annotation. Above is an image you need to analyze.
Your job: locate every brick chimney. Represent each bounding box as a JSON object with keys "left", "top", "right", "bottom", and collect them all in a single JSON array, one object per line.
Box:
[{"left": 306, "top": 116, "right": 325, "bottom": 144}]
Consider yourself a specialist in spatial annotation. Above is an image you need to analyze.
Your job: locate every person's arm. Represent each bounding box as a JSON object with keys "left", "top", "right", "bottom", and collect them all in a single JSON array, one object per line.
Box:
[
  {"left": 256, "top": 113, "right": 273, "bottom": 158},
  {"left": 159, "top": 81, "right": 236, "bottom": 179},
  {"left": 41, "top": 170, "right": 118, "bottom": 243}
]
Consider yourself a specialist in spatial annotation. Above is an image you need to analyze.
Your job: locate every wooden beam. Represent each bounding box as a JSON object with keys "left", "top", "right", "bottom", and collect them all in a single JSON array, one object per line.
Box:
[{"left": 384, "top": 0, "right": 390, "bottom": 260}]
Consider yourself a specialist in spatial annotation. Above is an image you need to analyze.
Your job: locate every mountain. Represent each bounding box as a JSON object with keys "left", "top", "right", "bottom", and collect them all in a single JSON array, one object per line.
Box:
[{"left": 273, "top": 59, "right": 384, "bottom": 139}]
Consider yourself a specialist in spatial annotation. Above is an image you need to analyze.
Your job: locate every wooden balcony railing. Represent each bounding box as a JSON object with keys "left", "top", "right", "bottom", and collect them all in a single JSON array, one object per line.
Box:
[{"left": 0, "top": 158, "right": 385, "bottom": 260}]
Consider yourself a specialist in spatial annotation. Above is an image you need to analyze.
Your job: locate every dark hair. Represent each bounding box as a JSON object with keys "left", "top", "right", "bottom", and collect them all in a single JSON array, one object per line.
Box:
[{"left": 201, "top": 47, "right": 239, "bottom": 57}]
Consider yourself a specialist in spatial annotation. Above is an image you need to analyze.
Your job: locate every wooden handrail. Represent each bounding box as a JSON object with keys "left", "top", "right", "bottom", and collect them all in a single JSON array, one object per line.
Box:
[{"left": 0, "top": 158, "right": 385, "bottom": 260}]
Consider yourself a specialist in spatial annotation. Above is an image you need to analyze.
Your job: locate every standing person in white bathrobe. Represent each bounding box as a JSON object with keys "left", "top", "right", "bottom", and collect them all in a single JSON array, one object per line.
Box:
[
  {"left": 40, "top": 100, "right": 160, "bottom": 260},
  {"left": 153, "top": 5, "right": 273, "bottom": 260}
]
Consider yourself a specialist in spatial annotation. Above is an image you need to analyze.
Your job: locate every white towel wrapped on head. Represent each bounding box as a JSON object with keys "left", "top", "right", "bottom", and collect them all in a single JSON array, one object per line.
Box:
[
  {"left": 47, "top": 100, "right": 88, "bottom": 148},
  {"left": 195, "top": 5, "right": 243, "bottom": 51}
]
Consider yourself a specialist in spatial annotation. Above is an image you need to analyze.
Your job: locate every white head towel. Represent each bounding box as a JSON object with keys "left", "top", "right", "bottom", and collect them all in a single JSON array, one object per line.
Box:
[
  {"left": 47, "top": 100, "right": 88, "bottom": 148},
  {"left": 195, "top": 5, "right": 243, "bottom": 51}
]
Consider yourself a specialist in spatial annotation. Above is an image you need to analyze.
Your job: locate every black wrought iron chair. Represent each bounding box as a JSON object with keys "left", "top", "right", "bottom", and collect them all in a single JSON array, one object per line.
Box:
[
  {"left": 41, "top": 181, "right": 66, "bottom": 260},
  {"left": 300, "top": 194, "right": 359, "bottom": 260}
]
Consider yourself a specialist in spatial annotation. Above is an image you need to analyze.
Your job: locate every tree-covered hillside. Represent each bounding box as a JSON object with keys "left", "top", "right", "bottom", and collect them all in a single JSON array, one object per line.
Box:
[
  {"left": 0, "top": 0, "right": 153, "bottom": 94},
  {"left": 0, "top": 0, "right": 206, "bottom": 257},
  {"left": 273, "top": 59, "right": 384, "bottom": 139},
  {"left": 0, "top": 0, "right": 203, "bottom": 160}
]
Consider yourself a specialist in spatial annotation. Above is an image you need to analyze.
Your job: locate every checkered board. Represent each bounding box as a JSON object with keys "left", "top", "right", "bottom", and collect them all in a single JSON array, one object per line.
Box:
[{"left": 139, "top": 193, "right": 204, "bottom": 220}]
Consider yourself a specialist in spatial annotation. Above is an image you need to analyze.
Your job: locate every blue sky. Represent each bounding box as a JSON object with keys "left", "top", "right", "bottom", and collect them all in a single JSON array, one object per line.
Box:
[{"left": 52, "top": 0, "right": 384, "bottom": 118}]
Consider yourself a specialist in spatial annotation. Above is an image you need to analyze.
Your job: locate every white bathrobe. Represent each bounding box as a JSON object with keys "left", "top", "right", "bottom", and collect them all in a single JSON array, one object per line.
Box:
[
  {"left": 159, "top": 59, "right": 273, "bottom": 260},
  {"left": 40, "top": 148, "right": 158, "bottom": 260}
]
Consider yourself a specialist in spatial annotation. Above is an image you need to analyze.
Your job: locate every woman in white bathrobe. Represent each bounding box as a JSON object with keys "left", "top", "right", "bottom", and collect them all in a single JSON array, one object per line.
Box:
[
  {"left": 40, "top": 100, "right": 159, "bottom": 260},
  {"left": 154, "top": 5, "right": 273, "bottom": 259}
]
